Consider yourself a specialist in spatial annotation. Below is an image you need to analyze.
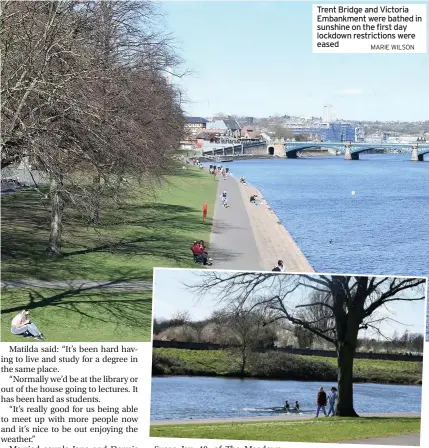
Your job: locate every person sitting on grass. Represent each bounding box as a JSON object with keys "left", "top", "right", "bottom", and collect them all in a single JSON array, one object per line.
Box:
[
  {"left": 190, "top": 241, "right": 212, "bottom": 266},
  {"left": 284, "top": 400, "right": 290, "bottom": 412},
  {"left": 11, "top": 310, "right": 46, "bottom": 340},
  {"left": 294, "top": 401, "right": 300, "bottom": 412},
  {"left": 199, "top": 240, "right": 213, "bottom": 265}
]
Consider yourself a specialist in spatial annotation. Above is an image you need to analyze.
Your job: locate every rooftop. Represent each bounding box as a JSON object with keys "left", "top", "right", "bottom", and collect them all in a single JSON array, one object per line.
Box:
[{"left": 186, "top": 116, "right": 208, "bottom": 124}]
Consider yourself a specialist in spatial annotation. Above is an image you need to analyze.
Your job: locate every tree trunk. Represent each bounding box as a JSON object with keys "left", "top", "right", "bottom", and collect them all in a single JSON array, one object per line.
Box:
[
  {"left": 48, "top": 176, "right": 64, "bottom": 255},
  {"left": 90, "top": 174, "right": 101, "bottom": 225},
  {"left": 240, "top": 347, "right": 246, "bottom": 377},
  {"left": 336, "top": 342, "right": 359, "bottom": 417}
]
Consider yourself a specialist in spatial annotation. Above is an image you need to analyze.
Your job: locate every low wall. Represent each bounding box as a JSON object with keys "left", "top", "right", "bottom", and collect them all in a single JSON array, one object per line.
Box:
[{"left": 152, "top": 340, "right": 422, "bottom": 362}]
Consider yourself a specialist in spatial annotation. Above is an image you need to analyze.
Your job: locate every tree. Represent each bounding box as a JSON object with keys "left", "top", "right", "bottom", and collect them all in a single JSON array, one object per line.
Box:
[
  {"left": 190, "top": 272, "right": 425, "bottom": 416},
  {"left": 211, "top": 309, "right": 276, "bottom": 376},
  {"left": 294, "top": 134, "right": 308, "bottom": 142},
  {"left": 293, "top": 325, "right": 315, "bottom": 348},
  {"left": 1, "top": 1, "right": 186, "bottom": 254},
  {"left": 270, "top": 125, "right": 294, "bottom": 140}
]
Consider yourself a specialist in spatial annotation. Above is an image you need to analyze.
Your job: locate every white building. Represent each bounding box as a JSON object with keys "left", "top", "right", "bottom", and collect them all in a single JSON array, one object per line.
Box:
[{"left": 323, "top": 105, "right": 335, "bottom": 123}]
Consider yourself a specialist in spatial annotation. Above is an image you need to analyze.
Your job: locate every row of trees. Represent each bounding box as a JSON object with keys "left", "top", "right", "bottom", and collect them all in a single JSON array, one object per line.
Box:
[
  {"left": 1, "top": 1, "right": 186, "bottom": 254},
  {"left": 153, "top": 310, "right": 424, "bottom": 354}
]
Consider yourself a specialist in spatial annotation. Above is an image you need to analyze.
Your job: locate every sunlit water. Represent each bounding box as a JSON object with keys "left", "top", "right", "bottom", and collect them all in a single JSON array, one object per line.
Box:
[
  {"left": 151, "top": 376, "right": 422, "bottom": 420},
  {"left": 222, "top": 154, "right": 429, "bottom": 337}
]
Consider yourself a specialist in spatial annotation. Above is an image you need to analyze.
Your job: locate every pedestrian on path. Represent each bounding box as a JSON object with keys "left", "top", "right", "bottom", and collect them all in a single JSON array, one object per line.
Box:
[
  {"left": 327, "top": 386, "right": 338, "bottom": 416},
  {"left": 316, "top": 387, "right": 327, "bottom": 417},
  {"left": 220, "top": 191, "right": 228, "bottom": 207}
]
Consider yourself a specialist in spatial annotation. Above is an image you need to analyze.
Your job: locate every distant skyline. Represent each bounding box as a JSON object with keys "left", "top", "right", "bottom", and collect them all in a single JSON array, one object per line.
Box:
[
  {"left": 153, "top": 269, "right": 426, "bottom": 338},
  {"left": 160, "top": 1, "right": 429, "bottom": 122}
]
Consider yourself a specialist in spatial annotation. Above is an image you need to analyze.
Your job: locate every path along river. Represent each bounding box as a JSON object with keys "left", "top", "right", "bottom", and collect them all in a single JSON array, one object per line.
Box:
[{"left": 150, "top": 376, "right": 422, "bottom": 420}]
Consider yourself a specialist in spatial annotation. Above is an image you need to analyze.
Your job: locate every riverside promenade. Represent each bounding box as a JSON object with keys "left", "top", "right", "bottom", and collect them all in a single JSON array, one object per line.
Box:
[{"left": 210, "top": 172, "right": 314, "bottom": 273}]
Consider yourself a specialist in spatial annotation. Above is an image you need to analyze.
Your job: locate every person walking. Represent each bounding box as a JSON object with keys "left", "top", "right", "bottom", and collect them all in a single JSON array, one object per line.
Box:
[
  {"left": 316, "top": 387, "right": 327, "bottom": 417},
  {"left": 327, "top": 386, "right": 338, "bottom": 416},
  {"left": 220, "top": 191, "right": 228, "bottom": 207}
]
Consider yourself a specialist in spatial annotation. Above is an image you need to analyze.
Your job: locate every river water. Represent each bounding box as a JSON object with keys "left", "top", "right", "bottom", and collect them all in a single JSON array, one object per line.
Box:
[
  {"left": 224, "top": 154, "right": 429, "bottom": 335},
  {"left": 151, "top": 376, "right": 422, "bottom": 420}
]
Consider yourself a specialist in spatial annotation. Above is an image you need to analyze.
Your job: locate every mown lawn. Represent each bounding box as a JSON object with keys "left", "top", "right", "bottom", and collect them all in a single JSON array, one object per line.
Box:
[
  {"left": 1, "top": 168, "right": 217, "bottom": 281},
  {"left": 152, "top": 348, "right": 422, "bottom": 384},
  {"left": 150, "top": 417, "right": 420, "bottom": 443},
  {"left": 1, "top": 287, "right": 152, "bottom": 342},
  {"left": 299, "top": 355, "right": 422, "bottom": 384}
]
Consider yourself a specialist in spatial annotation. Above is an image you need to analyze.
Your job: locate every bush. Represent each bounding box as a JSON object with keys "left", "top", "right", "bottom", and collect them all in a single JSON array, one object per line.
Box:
[{"left": 249, "top": 352, "right": 337, "bottom": 380}]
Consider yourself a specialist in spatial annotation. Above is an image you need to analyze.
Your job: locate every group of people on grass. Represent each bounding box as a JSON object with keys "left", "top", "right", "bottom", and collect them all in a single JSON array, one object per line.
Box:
[
  {"left": 190, "top": 240, "right": 212, "bottom": 266},
  {"left": 10, "top": 310, "right": 45, "bottom": 340},
  {"left": 316, "top": 386, "right": 338, "bottom": 417}
]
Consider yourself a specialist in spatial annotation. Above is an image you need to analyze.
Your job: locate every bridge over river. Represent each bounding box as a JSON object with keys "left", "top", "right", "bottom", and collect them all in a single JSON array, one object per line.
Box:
[
  {"left": 201, "top": 141, "right": 429, "bottom": 161},
  {"left": 284, "top": 141, "right": 429, "bottom": 161}
]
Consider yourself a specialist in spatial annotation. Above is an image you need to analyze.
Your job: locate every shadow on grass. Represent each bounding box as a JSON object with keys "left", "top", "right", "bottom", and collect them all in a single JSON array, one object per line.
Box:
[
  {"left": 1, "top": 285, "right": 153, "bottom": 342},
  {"left": 1, "top": 188, "right": 215, "bottom": 280}
]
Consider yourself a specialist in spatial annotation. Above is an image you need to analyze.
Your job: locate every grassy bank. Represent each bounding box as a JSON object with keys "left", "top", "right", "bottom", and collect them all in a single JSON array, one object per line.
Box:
[
  {"left": 1, "top": 168, "right": 217, "bottom": 281},
  {"left": 153, "top": 348, "right": 422, "bottom": 385},
  {"left": 150, "top": 417, "right": 421, "bottom": 443},
  {"left": 1, "top": 288, "right": 152, "bottom": 342}
]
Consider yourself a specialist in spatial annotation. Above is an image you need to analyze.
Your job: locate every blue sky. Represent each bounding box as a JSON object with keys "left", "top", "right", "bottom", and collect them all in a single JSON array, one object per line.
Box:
[
  {"left": 160, "top": 1, "right": 429, "bottom": 121},
  {"left": 153, "top": 269, "right": 426, "bottom": 338}
]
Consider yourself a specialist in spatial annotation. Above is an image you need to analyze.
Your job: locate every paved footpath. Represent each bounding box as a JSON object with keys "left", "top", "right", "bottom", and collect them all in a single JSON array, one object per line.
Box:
[
  {"left": 344, "top": 433, "right": 420, "bottom": 446},
  {"left": 0, "top": 279, "right": 152, "bottom": 291},
  {"left": 151, "top": 412, "right": 420, "bottom": 426},
  {"left": 209, "top": 173, "right": 313, "bottom": 273},
  {"left": 210, "top": 175, "right": 262, "bottom": 271}
]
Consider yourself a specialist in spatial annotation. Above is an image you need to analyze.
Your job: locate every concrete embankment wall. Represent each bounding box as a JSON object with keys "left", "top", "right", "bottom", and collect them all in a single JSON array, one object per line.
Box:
[
  {"left": 153, "top": 340, "right": 422, "bottom": 362},
  {"left": 235, "top": 176, "right": 314, "bottom": 273}
]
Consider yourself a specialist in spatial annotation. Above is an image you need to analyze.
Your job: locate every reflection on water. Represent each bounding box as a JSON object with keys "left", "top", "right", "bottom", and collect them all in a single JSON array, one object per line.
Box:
[{"left": 151, "top": 376, "right": 422, "bottom": 420}]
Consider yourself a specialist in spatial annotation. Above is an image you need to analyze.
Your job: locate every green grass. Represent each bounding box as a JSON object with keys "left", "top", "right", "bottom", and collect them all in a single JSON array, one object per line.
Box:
[
  {"left": 1, "top": 288, "right": 152, "bottom": 342},
  {"left": 153, "top": 348, "right": 423, "bottom": 384},
  {"left": 1, "top": 168, "right": 217, "bottom": 281},
  {"left": 150, "top": 417, "right": 421, "bottom": 443},
  {"left": 298, "top": 355, "right": 423, "bottom": 384}
]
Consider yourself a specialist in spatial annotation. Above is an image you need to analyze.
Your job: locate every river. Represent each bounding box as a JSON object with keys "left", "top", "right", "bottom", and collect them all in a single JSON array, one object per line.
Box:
[
  {"left": 151, "top": 376, "right": 422, "bottom": 420},
  {"left": 224, "top": 154, "right": 429, "bottom": 336}
]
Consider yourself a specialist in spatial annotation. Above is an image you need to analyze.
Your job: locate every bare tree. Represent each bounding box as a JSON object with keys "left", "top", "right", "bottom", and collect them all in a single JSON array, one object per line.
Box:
[
  {"left": 189, "top": 272, "right": 425, "bottom": 416},
  {"left": 1, "top": 1, "right": 186, "bottom": 254},
  {"left": 212, "top": 308, "right": 276, "bottom": 376}
]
